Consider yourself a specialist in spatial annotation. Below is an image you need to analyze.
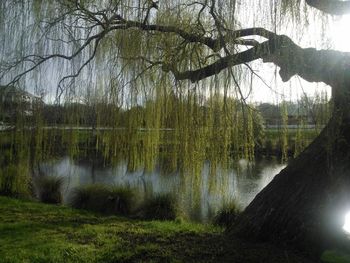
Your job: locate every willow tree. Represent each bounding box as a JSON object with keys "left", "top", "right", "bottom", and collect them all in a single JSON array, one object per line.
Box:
[{"left": 1, "top": 0, "right": 350, "bottom": 256}]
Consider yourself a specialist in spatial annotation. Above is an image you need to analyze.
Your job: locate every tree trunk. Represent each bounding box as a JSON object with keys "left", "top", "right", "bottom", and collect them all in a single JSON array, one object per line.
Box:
[{"left": 233, "top": 84, "right": 350, "bottom": 257}]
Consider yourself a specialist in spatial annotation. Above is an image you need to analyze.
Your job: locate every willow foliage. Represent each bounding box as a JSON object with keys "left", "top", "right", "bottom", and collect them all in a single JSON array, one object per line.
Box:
[{"left": 0, "top": 0, "right": 331, "bottom": 196}]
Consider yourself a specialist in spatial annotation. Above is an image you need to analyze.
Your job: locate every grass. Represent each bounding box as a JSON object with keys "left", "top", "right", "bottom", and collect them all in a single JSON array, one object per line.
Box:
[
  {"left": 0, "top": 196, "right": 315, "bottom": 262},
  {"left": 321, "top": 250, "right": 350, "bottom": 263},
  {"left": 69, "top": 184, "right": 134, "bottom": 215}
]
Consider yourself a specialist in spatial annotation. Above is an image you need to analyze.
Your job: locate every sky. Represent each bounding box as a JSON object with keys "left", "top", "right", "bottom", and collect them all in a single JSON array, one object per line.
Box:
[
  {"left": 234, "top": 0, "right": 350, "bottom": 104},
  {"left": 244, "top": 13, "right": 350, "bottom": 104}
]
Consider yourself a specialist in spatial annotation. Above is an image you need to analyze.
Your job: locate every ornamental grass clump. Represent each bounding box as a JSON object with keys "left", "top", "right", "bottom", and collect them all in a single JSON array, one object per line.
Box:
[
  {"left": 213, "top": 201, "right": 240, "bottom": 228},
  {"left": 108, "top": 186, "right": 134, "bottom": 215},
  {"left": 141, "top": 193, "right": 178, "bottom": 221},
  {"left": 36, "top": 175, "right": 64, "bottom": 204},
  {"left": 69, "top": 184, "right": 134, "bottom": 215}
]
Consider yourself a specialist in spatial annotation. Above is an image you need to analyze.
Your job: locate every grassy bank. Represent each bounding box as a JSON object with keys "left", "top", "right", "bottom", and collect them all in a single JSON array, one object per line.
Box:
[{"left": 0, "top": 197, "right": 315, "bottom": 263}]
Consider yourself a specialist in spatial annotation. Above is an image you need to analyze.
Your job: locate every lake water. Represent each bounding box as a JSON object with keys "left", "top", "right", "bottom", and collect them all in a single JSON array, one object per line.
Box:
[{"left": 41, "top": 157, "right": 285, "bottom": 222}]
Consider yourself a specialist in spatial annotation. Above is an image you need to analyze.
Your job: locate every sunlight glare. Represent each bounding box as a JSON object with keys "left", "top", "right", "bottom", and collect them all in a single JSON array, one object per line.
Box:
[
  {"left": 331, "top": 15, "right": 350, "bottom": 52},
  {"left": 343, "top": 212, "right": 350, "bottom": 234}
]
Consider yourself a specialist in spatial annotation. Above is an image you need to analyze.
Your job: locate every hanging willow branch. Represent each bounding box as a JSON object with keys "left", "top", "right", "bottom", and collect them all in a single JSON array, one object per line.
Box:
[{"left": 1, "top": 0, "right": 349, "bottom": 92}]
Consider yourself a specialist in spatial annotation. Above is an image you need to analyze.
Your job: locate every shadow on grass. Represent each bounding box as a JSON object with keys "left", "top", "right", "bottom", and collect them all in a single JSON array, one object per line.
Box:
[{"left": 0, "top": 197, "right": 315, "bottom": 263}]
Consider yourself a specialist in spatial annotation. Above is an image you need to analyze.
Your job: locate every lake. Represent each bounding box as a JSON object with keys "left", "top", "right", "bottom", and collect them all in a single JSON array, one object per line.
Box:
[{"left": 40, "top": 157, "right": 285, "bottom": 222}]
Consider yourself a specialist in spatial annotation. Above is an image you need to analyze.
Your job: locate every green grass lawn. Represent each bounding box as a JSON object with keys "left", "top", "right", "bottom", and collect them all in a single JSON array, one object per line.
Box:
[
  {"left": 0, "top": 197, "right": 317, "bottom": 263},
  {"left": 0, "top": 197, "right": 223, "bottom": 263}
]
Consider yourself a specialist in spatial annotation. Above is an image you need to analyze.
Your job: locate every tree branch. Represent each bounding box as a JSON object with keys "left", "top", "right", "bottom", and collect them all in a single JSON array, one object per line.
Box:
[
  {"left": 111, "top": 17, "right": 223, "bottom": 52},
  {"left": 163, "top": 29, "right": 350, "bottom": 88},
  {"left": 110, "top": 16, "right": 259, "bottom": 51},
  {"left": 4, "top": 2, "right": 350, "bottom": 97},
  {"left": 5, "top": 30, "right": 106, "bottom": 86},
  {"left": 163, "top": 40, "right": 274, "bottom": 82}
]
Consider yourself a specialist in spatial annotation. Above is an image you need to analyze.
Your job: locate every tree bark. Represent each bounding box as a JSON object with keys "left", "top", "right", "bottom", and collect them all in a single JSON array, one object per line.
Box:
[
  {"left": 233, "top": 76, "right": 350, "bottom": 257},
  {"left": 163, "top": 34, "right": 350, "bottom": 257}
]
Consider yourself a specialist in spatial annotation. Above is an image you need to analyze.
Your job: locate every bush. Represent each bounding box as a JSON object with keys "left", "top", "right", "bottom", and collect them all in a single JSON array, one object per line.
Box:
[
  {"left": 213, "top": 201, "right": 240, "bottom": 228},
  {"left": 36, "top": 175, "right": 64, "bottom": 204},
  {"left": 69, "top": 184, "right": 134, "bottom": 215},
  {"left": 140, "top": 193, "right": 178, "bottom": 221}
]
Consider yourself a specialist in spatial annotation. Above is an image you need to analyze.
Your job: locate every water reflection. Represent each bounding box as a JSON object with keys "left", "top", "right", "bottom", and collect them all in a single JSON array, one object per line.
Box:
[{"left": 41, "top": 157, "right": 285, "bottom": 222}]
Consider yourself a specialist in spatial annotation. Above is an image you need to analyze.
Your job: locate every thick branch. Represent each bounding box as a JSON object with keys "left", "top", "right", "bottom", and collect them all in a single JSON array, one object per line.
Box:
[
  {"left": 111, "top": 17, "right": 259, "bottom": 51},
  {"left": 164, "top": 40, "right": 274, "bottom": 82},
  {"left": 1, "top": 13, "right": 262, "bottom": 87},
  {"left": 306, "top": 0, "right": 350, "bottom": 15},
  {"left": 165, "top": 30, "right": 350, "bottom": 88},
  {"left": 111, "top": 17, "right": 222, "bottom": 52}
]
